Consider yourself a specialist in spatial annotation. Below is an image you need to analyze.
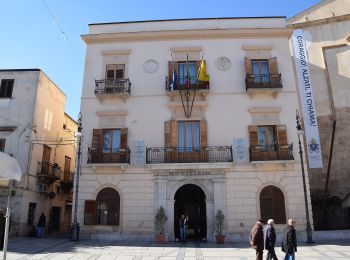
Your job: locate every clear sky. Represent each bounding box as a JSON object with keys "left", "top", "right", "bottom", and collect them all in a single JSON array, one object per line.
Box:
[{"left": 0, "top": 0, "right": 321, "bottom": 120}]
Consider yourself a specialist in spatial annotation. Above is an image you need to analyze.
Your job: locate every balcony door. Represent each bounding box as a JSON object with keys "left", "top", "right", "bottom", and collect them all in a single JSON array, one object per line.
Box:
[
  {"left": 106, "top": 64, "right": 125, "bottom": 81},
  {"left": 178, "top": 121, "right": 200, "bottom": 151},
  {"left": 41, "top": 145, "right": 51, "bottom": 174},
  {"left": 257, "top": 126, "right": 277, "bottom": 151},
  {"left": 178, "top": 62, "right": 197, "bottom": 85},
  {"left": 251, "top": 59, "right": 270, "bottom": 83}
]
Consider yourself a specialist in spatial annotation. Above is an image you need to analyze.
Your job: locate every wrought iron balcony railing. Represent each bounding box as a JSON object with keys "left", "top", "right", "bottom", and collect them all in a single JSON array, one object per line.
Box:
[
  {"left": 166, "top": 76, "right": 209, "bottom": 91},
  {"left": 249, "top": 144, "right": 294, "bottom": 161},
  {"left": 60, "top": 171, "right": 74, "bottom": 192},
  {"left": 245, "top": 74, "right": 282, "bottom": 90},
  {"left": 37, "top": 162, "right": 61, "bottom": 184},
  {"left": 88, "top": 147, "right": 130, "bottom": 164},
  {"left": 95, "top": 79, "right": 131, "bottom": 95},
  {"left": 62, "top": 171, "right": 74, "bottom": 182},
  {"left": 146, "top": 146, "right": 232, "bottom": 164}
]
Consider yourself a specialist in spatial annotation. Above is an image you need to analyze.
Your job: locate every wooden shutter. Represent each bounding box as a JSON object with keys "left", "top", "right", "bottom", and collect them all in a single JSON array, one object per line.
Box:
[
  {"left": 84, "top": 200, "right": 97, "bottom": 225},
  {"left": 268, "top": 57, "right": 278, "bottom": 74},
  {"left": 164, "top": 120, "right": 178, "bottom": 147},
  {"left": 168, "top": 61, "right": 174, "bottom": 79},
  {"left": 200, "top": 120, "right": 207, "bottom": 147},
  {"left": 248, "top": 125, "right": 258, "bottom": 146},
  {"left": 277, "top": 125, "right": 288, "bottom": 145},
  {"left": 120, "top": 128, "right": 128, "bottom": 149},
  {"left": 92, "top": 129, "right": 102, "bottom": 148},
  {"left": 245, "top": 57, "right": 252, "bottom": 75}
]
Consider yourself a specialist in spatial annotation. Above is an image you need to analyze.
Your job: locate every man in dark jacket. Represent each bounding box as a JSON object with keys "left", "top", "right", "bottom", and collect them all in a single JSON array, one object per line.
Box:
[
  {"left": 37, "top": 212, "right": 46, "bottom": 238},
  {"left": 250, "top": 219, "right": 264, "bottom": 260},
  {"left": 264, "top": 219, "right": 278, "bottom": 260},
  {"left": 282, "top": 219, "right": 297, "bottom": 260}
]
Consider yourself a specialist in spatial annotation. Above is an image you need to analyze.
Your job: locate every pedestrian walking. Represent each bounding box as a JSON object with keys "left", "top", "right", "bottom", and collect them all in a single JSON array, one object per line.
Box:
[
  {"left": 264, "top": 219, "right": 278, "bottom": 260},
  {"left": 282, "top": 219, "right": 297, "bottom": 260},
  {"left": 250, "top": 219, "right": 264, "bottom": 260},
  {"left": 179, "top": 214, "right": 188, "bottom": 242},
  {"left": 37, "top": 212, "right": 46, "bottom": 238}
]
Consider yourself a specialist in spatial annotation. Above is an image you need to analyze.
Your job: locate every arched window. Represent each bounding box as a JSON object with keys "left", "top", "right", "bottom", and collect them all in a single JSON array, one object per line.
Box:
[
  {"left": 260, "top": 185, "right": 286, "bottom": 224},
  {"left": 96, "top": 188, "right": 120, "bottom": 225}
]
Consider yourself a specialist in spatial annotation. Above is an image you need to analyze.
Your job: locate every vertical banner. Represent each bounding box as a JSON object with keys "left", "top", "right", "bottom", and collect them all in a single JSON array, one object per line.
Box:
[{"left": 292, "top": 29, "right": 323, "bottom": 169}]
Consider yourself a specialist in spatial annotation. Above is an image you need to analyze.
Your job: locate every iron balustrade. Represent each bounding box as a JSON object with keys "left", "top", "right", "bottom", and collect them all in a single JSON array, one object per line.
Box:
[
  {"left": 63, "top": 171, "right": 74, "bottom": 182},
  {"left": 245, "top": 74, "right": 282, "bottom": 90},
  {"left": 95, "top": 79, "right": 131, "bottom": 95},
  {"left": 37, "top": 162, "right": 61, "bottom": 184},
  {"left": 88, "top": 147, "right": 130, "bottom": 164},
  {"left": 146, "top": 146, "right": 232, "bottom": 164},
  {"left": 249, "top": 144, "right": 294, "bottom": 161},
  {"left": 166, "top": 76, "right": 209, "bottom": 91}
]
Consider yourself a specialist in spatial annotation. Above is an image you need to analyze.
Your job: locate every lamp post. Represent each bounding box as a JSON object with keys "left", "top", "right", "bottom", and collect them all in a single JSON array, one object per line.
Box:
[
  {"left": 296, "top": 110, "right": 314, "bottom": 243},
  {"left": 71, "top": 112, "right": 82, "bottom": 241}
]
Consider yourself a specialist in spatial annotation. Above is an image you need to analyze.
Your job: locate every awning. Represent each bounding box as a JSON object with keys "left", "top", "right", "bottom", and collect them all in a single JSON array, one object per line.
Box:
[{"left": 0, "top": 152, "right": 22, "bottom": 182}]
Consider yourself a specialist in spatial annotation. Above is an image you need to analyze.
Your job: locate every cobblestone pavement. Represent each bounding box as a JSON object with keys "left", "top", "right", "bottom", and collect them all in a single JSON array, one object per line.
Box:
[{"left": 5, "top": 238, "right": 350, "bottom": 260}]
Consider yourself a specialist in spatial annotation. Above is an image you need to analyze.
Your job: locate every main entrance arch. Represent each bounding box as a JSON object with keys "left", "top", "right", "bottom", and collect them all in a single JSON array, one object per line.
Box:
[{"left": 174, "top": 184, "right": 207, "bottom": 241}]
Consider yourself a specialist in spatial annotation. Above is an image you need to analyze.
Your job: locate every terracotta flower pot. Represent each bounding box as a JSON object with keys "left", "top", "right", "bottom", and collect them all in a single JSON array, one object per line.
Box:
[
  {"left": 155, "top": 234, "right": 166, "bottom": 243},
  {"left": 215, "top": 235, "right": 225, "bottom": 244}
]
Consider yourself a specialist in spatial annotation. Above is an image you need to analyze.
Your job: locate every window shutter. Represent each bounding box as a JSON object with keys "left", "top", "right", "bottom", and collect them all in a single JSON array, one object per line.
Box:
[
  {"left": 277, "top": 125, "right": 288, "bottom": 145},
  {"left": 248, "top": 125, "right": 258, "bottom": 146},
  {"left": 120, "top": 128, "right": 128, "bottom": 149},
  {"left": 164, "top": 121, "right": 171, "bottom": 147},
  {"left": 168, "top": 61, "right": 174, "bottom": 79},
  {"left": 84, "top": 200, "right": 97, "bottom": 225},
  {"left": 200, "top": 120, "right": 207, "bottom": 147},
  {"left": 268, "top": 57, "right": 278, "bottom": 75},
  {"left": 92, "top": 129, "right": 102, "bottom": 148},
  {"left": 245, "top": 57, "right": 252, "bottom": 75},
  {"left": 164, "top": 120, "right": 177, "bottom": 147}
]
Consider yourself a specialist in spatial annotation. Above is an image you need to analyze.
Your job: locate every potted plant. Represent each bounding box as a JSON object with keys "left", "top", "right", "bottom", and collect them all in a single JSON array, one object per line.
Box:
[
  {"left": 155, "top": 206, "right": 167, "bottom": 243},
  {"left": 215, "top": 209, "right": 225, "bottom": 244}
]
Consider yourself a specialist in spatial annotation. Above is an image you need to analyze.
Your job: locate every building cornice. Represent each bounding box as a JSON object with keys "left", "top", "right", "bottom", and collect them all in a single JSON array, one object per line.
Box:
[
  {"left": 82, "top": 28, "right": 293, "bottom": 44},
  {"left": 287, "top": 14, "right": 350, "bottom": 29}
]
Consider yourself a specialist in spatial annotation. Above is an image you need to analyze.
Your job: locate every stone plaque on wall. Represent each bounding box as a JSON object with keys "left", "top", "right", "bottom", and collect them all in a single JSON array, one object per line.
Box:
[
  {"left": 132, "top": 140, "right": 145, "bottom": 165},
  {"left": 233, "top": 138, "right": 249, "bottom": 163}
]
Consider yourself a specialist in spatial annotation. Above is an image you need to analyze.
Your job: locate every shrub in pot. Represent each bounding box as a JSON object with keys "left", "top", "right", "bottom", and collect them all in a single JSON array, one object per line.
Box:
[
  {"left": 215, "top": 209, "right": 225, "bottom": 244},
  {"left": 155, "top": 206, "right": 167, "bottom": 243}
]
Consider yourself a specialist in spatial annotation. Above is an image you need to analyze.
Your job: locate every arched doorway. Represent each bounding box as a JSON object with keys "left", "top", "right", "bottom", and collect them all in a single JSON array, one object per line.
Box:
[{"left": 174, "top": 184, "right": 206, "bottom": 241}]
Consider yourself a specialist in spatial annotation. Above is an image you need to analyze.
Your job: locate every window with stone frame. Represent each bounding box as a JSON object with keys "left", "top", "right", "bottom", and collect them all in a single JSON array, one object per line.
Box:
[
  {"left": 106, "top": 64, "right": 125, "bottom": 81},
  {"left": 178, "top": 121, "right": 200, "bottom": 151},
  {"left": 0, "top": 79, "right": 14, "bottom": 98},
  {"left": 0, "top": 138, "right": 5, "bottom": 152},
  {"left": 260, "top": 185, "right": 286, "bottom": 224},
  {"left": 84, "top": 187, "right": 120, "bottom": 226}
]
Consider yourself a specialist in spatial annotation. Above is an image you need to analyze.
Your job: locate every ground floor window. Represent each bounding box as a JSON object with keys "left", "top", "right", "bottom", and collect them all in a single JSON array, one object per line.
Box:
[
  {"left": 27, "top": 203, "right": 36, "bottom": 226},
  {"left": 96, "top": 188, "right": 120, "bottom": 225}
]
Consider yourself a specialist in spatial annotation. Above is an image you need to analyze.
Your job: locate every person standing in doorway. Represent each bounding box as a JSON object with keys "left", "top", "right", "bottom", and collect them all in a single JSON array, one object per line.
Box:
[
  {"left": 265, "top": 219, "right": 278, "bottom": 260},
  {"left": 250, "top": 219, "right": 264, "bottom": 260},
  {"left": 179, "top": 214, "right": 188, "bottom": 242},
  {"left": 37, "top": 212, "right": 46, "bottom": 238},
  {"left": 282, "top": 219, "right": 297, "bottom": 260}
]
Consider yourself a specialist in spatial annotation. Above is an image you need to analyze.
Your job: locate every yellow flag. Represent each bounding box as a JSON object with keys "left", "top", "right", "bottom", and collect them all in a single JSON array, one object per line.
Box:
[{"left": 197, "top": 60, "right": 210, "bottom": 81}]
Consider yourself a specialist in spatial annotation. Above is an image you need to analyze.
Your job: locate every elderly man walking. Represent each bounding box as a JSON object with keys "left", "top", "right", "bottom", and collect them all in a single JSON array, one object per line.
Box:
[
  {"left": 265, "top": 219, "right": 278, "bottom": 260},
  {"left": 250, "top": 219, "right": 264, "bottom": 260},
  {"left": 282, "top": 219, "right": 297, "bottom": 260}
]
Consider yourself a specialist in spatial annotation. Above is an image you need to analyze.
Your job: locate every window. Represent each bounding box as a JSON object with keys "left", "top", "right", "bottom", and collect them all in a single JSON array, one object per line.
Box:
[
  {"left": 260, "top": 185, "right": 286, "bottom": 224},
  {"left": 64, "top": 156, "right": 71, "bottom": 173},
  {"left": 251, "top": 60, "right": 270, "bottom": 83},
  {"left": 257, "top": 126, "right": 277, "bottom": 150},
  {"left": 106, "top": 64, "right": 125, "bottom": 81},
  {"left": 27, "top": 203, "right": 36, "bottom": 226},
  {"left": 178, "top": 121, "right": 200, "bottom": 151},
  {"left": 0, "top": 139, "right": 5, "bottom": 152},
  {"left": 97, "top": 188, "right": 120, "bottom": 225},
  {"left": 0, "top": 79, "right": 14, "bottom": 98},
  {"left": 103, "top": 129, "right": 121, "bottom": 153},
  {"left": 178, "top": 62, "right": 197, "bottom": 84}
]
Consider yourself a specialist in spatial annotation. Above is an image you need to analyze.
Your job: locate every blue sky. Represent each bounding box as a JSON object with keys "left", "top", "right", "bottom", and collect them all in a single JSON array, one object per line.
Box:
[{"left": 0, "top": 0, "right": 321, "bottom": 120}]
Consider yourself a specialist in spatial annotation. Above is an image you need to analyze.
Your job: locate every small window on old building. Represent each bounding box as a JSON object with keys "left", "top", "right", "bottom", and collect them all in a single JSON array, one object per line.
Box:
[
  {"left": 27, "top": 203, "right": 37, "bottom": 226},
  {"left": 0, "top": 79, "right": 14, "bottom": 98},
  {"left": 0, "top": 139, "right": 5, "bottom": 152}
]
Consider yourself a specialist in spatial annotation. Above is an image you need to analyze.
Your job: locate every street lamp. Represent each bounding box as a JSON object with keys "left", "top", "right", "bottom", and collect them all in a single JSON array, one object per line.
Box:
[
  {"left": 296, "top": 110, "right": 314, "bottom": 243},
  {"left": 71, "top": 112, "right": 82, "bottom": 241}
]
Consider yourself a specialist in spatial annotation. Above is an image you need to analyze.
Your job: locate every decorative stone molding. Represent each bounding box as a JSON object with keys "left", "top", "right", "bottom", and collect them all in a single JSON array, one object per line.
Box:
[
  {"left": 82, "top": 28, "right": 293, "bottom": 44},
  {"left": 101, "top": 49, "right": 132, "bottom": 55},
  {"left": 215, "top": 56, "right": 232, "bottom": 71},
  {"left": 96, "top": 110, "right": 128, "bottom": 128},
  {"left": 168, "top": 100, "right": 207, "bottom": 120},
  {"left": 242, "top": 45, "right": 273, "bottom": 51},
  {"left": 248, "top": 107, "right": 281, "bottom": 125},
  {"left": 170, "top": 47, "right": 203, "bottom": 53}
]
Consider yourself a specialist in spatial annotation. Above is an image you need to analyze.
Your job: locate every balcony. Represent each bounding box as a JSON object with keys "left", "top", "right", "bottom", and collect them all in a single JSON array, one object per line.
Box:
[
  {"left": 94, "top": 79, "right": 131, "bottom": 99},
  {"left": 245, "top": 74, "right": 282, "bottom": 99},
  {"left": 60, "top": 171, "right": 74, "bottom": 193},
  {"left": 88, "top": 147, "right": 130, "bottom": 164},
  {"left": 249, "top": 144, "right": 294, "bottom": 161},
  {"left": 146, "top": 146, "right": 232, "bottom": 164},
  {"left": 37, "top": 162, "right": 61, "bottom": 185},
  {"left": 166, "top": 76, "right": 209, "bottom": 99}
]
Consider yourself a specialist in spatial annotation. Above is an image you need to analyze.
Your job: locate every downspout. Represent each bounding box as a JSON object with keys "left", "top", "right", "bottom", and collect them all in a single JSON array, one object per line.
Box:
[{"left": 320, "top": 44, "right": 347, "bottom": 227}]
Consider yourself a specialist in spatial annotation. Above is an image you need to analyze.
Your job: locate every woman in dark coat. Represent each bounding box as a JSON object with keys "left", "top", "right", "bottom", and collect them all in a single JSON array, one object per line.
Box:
[
  {"left": 282, "top": 219, "right": 297, "bottom": 260},
  {"left": 250, "top": 220, "right": 264, "bottom": 260}
]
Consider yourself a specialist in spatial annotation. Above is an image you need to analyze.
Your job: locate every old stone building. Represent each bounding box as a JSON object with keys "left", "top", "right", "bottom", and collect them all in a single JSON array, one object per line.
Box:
[
  {"left": 78, "top": 17, "right": 313, "bottom": 242},
  {"left": 288, "top": 0, "right": 350, "bottom": 230},
  {"left": 0, "top": 69, "right": 77, "bottom": 236}
]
